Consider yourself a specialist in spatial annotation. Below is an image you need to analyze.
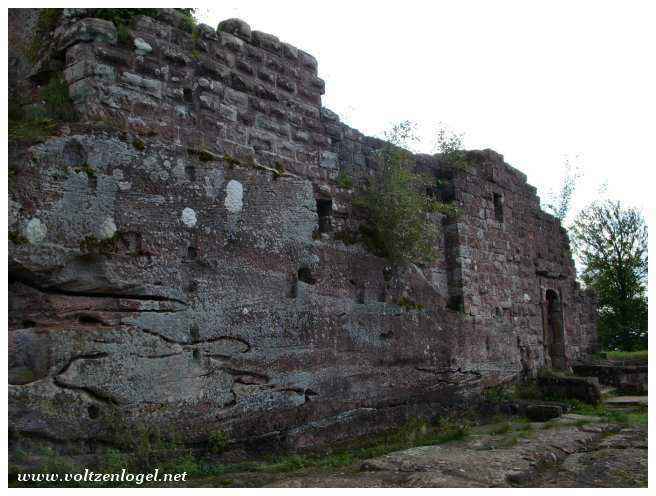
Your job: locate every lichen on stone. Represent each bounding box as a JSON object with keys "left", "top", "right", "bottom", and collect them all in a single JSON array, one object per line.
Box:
[
  {"left": 224, "top": 180, "right": 244, "bottom": 213},
  {"left": 24, "top": 218, "right": 47, "bottom": 245},
  {"left": 181, "top": 207, "right": 198, "bottom": 227}
]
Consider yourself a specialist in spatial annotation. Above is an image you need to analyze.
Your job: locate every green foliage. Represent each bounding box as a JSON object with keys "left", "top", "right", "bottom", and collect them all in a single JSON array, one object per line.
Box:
[
  {"left": 542, "top": 156, "right": 582, "bottom": 223},
  {"left": 435, "top": 126, "right": 469, "bottom": 169},
  {"left": 483, "top": 385, "right": 514, "bottom": 403},
  {"left": 512, "top": 380, "right": 542, "bottom": 400},
  {"left": 190, "top": 49, "right": 200, "bottom": 61},
  {"left": 116, "top": 22, "right": 132, "bottom": 46},
  {"left": 8, "top": 116, "right": 58, "bottom": 143},
  {"left": 162, "top": 452, "right": 202, "bottom": 476},
  {"left": 605, "top": 350, "right": 648, "bottom": 362},
  {"left": 41, "top": 76, "right": 78, "bottom": 121},
  {"left": 571, "top": 200, "right": 648, "bottom": 351},
  {"left": 93, "top": 8, "right": 158, "bottom": 25},
  {"left": 208, "top": 431, "right": 229, "bottom": 454},
  {"left": 74, "top": 163, "right": 96, "bottom": 179},
  {"left": 9, "top": 231, "right": 29, "bottom": 245},
  {"left": 336, "top": 169, "right": 353, "bottom": 189},
  {"left": 397, "top": 296, "right": 424, "bottom": 311},
  {"left": 356, "top": 121, "right": 443, "bottom": 266},
  {"left": 9, "top": 72, "right": 76, "bottom": 144},
  {"left": 165, "top": 415, "right": 473, "bottom": 484},
  {"left": 132, "top": 138, "right": 145, "bottom": 151},
  {"left": 26, "top": 9, "right": 62, "bottom": 62},
  {"left": 102, "top": 448, "right": 131, "bottom": 472},
  {"left": 178, "top": 10, "right": 197, "bottom": 34}
]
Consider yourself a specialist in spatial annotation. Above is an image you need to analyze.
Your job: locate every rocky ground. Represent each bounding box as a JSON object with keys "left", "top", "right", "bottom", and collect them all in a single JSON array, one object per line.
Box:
[
  {"left": 11, "top": 393, "right": 647, "bottom": 488},
  {"left": 185, "top": 408, "right": 647, "bottom": 488}
]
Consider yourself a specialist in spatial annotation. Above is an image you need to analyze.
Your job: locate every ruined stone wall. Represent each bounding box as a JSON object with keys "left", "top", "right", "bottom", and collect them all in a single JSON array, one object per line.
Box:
[{"left": 8, "top": 8, "right": 597, "bottom": 452}]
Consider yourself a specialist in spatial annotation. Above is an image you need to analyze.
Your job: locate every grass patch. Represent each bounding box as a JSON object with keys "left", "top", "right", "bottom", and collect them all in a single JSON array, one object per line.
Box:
[
  {"left": 490, "top": 422, "right": 512, "bottom": 435},
  {"left": 194, "top": 416, "right": 472, "bottom": 480},
  {"left": 606, "top": 350, "right": 648, "bottom": 362},
  {"left": 8, "top": 117, "right": 58, "bottom": 144},
  {"left": 482, "top": 385, "right": 514, "bottom": 403},
  {"left": 512, "top": 380, "right": 542, "bottom": 400}
]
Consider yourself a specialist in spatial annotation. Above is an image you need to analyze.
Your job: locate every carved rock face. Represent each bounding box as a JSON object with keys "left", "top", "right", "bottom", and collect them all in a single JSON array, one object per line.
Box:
[{"left": 8, "top": 8, "right": 598, "bottom": 451}]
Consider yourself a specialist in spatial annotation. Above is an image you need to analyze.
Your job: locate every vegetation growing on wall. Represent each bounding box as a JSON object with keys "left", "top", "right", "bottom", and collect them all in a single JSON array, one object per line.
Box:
[
  {"left": 435, "top": 125, "right": 470, "bottom": 170},
  {"left": 93, "top": 8, "right": 196, "bottom": 33},
  {"left": 25, "top": 8, "right": 61, "bottom": 62},
  {"left": 9, "top": 71, "right": 76, "bottom": 144},
  {"left": 356, "top": 121, "right": 460, "bottom": 266},
  {"left": 542, "top": 157, "right": 583, "bottom": 223}
]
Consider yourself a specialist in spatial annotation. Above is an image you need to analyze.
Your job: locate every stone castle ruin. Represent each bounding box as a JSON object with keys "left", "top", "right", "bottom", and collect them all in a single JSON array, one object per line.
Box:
[{"left": 8, "top": 9, "right": 598, "bottom": 451}]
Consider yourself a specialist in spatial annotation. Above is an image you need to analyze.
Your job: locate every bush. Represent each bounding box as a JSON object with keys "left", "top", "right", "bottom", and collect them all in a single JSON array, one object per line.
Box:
[
  {"left": 208, "top": 431, "right": 229, "bottom": 454},
  {"left": 178, "top": 10, "right": 196, "bottom": 34},
  {"left": 356, "top": 121, "right": 443, "bottom": 266},
  {"left": 26, "top": 9, "right": 62, "bottom": 62},
  {"left": 436, "top": 126, "right": 469, "bottom": 169},
  {"left": 336, "top": 169, "right": 353, "bottom": 189},
  {"left": 41, "top": 76, "right": 77, "bottom": 121}
]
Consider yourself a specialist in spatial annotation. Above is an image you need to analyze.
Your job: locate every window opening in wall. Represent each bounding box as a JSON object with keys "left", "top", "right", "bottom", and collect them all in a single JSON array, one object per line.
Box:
[
  {"left": 493, "top": 192, "right": 504, "bottom": 222},
  {"left": 298, "top": 266, "right": 316, "bottom": 285},
  {"left": 316, "top": 198, "right": 333, "bottom": 233}
]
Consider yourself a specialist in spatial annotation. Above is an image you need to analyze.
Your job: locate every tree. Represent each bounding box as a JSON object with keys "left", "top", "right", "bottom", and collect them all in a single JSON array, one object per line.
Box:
[
  {"left": 435, "top": 125, "right": 468, "bottom": 169},
  {"left": 357, "top": 121, "right": 448, "bottom": 266},
  {"left": 543, "top": 157, "right": 582, "bottom": 224},
  {"left": 570, "top": 200, "right": 648, "bottom": 350}
]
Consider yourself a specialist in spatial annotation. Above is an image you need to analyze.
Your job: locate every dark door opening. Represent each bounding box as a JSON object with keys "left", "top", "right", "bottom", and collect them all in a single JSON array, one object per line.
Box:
[{"left": 545, "top": 289, "right": 566, "bottom": 370}]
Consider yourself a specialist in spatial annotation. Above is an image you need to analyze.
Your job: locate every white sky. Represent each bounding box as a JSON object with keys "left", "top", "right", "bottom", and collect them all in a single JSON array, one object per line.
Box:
[{"left": 195, "top": 0, "right": 655, "bottom": 222}]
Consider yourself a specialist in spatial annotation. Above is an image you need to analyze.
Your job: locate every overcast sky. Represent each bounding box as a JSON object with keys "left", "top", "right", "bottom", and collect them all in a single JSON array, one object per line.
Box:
[{"left": 199, "top": 1, "right": 656, "bottom": 223}]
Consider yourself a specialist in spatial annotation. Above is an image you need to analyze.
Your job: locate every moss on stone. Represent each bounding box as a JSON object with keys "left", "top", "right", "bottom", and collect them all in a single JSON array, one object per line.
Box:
[
  {"left": 132, "top": 138, "right": 145, "bottom": 151},
  {"left": 397, "top": 296, "right": 424, "bottom": 311},
  {"left": 223, "top": 154, "right": 241, "bottom": 167},
  {"left": 74, "top": 163, "right": 96, "bottom": 179},
  {"left": 9, "top": 231, "right": 29, "bottom": 245},
  {"left": 187, "top": 148, "right": 220, "bottom": 162},
  {"left": 79, "top": 232, "right": 123, "bottom": 255},
  {"left": 273, "top": 161, "right": 286, "bottom": 180}
]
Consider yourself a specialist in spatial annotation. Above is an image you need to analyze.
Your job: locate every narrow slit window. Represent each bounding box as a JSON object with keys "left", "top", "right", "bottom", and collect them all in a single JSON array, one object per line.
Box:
[
  {"left": 494, "top": 193, "right": 504, "bottom": 222},
  {"left": 316, "top": 198, "right": 333, "bottom": 233}
]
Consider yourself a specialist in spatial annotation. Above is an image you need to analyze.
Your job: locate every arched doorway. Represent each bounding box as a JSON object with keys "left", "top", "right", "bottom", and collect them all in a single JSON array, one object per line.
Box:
[{"left": 545, "top": 289, "right": 566, "bottom": 370}]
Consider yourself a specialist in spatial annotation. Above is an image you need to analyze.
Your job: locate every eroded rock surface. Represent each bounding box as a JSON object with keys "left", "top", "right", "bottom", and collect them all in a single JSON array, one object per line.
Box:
[
  {"left": 267, "top": 423, "right": 647, "bottom": 488},
  {"left": 9, "top": 8, "right": 598, "bottom": 453}
]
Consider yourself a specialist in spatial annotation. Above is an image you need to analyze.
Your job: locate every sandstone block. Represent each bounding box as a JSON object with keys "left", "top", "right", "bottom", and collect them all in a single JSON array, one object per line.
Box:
[{"left": 217, "top": 18, "right": 252, "bottom": 41}]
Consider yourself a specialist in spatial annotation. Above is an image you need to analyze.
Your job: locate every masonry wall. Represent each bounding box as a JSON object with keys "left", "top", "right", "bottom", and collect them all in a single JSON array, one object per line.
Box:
[{"left": 8, "top": 8, "right": 597, "bottom": 454}]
